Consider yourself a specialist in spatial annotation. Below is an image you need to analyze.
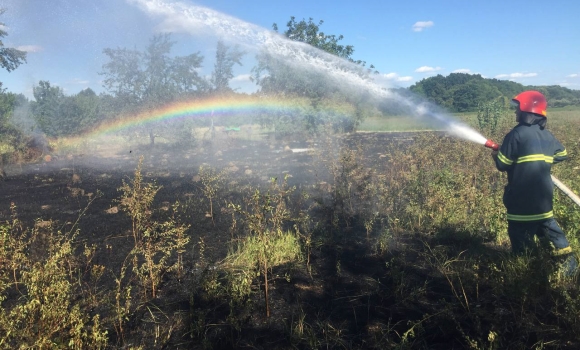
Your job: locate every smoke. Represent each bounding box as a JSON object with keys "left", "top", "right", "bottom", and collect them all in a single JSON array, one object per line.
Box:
[{"left": 10, "top": 103, "right": 37, "bottom": 134}]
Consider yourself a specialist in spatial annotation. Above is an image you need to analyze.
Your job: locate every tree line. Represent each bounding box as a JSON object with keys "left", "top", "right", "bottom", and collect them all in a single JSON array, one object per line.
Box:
[{"left": 410, "top": 73, "right": 580, "bottom": 112}]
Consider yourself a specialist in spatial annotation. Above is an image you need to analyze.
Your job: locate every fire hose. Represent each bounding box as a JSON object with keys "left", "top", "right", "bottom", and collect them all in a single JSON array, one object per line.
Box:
[
  {"left": 485, "top": 139, "right": 580, "bottom": 208},
  {"left": 551, "top": 175, "right": 580, "bottom": 208}
]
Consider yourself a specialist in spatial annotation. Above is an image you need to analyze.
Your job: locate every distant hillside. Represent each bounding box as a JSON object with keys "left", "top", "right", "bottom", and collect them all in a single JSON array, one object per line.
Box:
[{"left": 409, "top": 73, "right": 580, "bottom": 112}]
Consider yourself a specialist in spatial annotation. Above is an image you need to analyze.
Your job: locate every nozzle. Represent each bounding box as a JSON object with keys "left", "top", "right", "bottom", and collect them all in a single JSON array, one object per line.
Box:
[{"left": 484, "top": 139, "right": 499, "bottom": 151}]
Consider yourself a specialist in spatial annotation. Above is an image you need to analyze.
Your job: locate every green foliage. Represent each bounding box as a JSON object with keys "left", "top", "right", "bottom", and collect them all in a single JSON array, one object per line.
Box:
[
  {"left": 276, "top": 17, "right": 357, "bottom": 62},
  {"left": 315, "top": 134, "right": 378, "bottom": 231},
  {"left": 101, "top": 34, "right": 208, "bottom": 145},
  {"left": 0, "top": 9, "right": 26, "bottom": 73},
  {"left": 379, "top": 132, "right": 508, "bottom": 241},
  {"left": 130, "top": 203, "right": 190, "bottom": 299},
  {"left": 31, "top": 80, "right": 65, "bottom": 137},
  {"left": 550, "top": 118, "right": 580, "bottom": 258},
  {"left": 226, "top": 175, "right": 303, "bottom": 316},
  {"left": 114, "top": 157, "right": 190, "bottom": 344},
  {"left": 100, "top": 46, "right": 144, "bottom": 105},
  {"left": 118, "top": 156, "right": 161, "bottom": 244},
  {"left": 0, "top": 87, "right": 15, "bottom": 126},
  {"left": 254, "top": 95, "right": 367, "bottom": 138},
  {"left": 101, "top": 33, "right": 207, "bottom": 104},
  {"left": 475, "top": 99, "right": 512, "bottom": 137},
  {"left": 532, "top": 85, "right": 580, "bottom": 107},
  {"left": 66, "top": 88, "right": 101, "bottom": 133},
  {"left": 0, "top": 89, "right": 28, "bottom": 172},
  {"left": 211, "top": 40, "right": 245, "bottom": 93},
  {"left": 197, "top": 165, "right": 227, "bottom": 225},
  {"left": 410, "top": 73, "right": 580, "bottom": 112},
  {"left": 29, "top": 82, "right": 100, "bottom": 137},
  {"left": 252, "top": 16, "right": 375, "bottom": 134},
  {"left": 225, "top": 230, "right": 302, "bottom": 303},
  {"left": 118, "top": 156, "right": 190, "bottom": 299},
  {"left": 0, "top": 204, "right": 108, "bottom": 349}
]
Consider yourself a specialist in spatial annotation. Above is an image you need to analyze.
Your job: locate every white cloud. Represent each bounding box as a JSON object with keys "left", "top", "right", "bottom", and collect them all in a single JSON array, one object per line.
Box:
[
  {"left": 16, "top": 45, "right": 43, "bottom": 53},
  {"left": 69, "top": 78, "right": 90, "bottom": 85},
  {"left": 568, "top": 73, "right": 578, "bottom": 78},
  {"left": 0, "top": 24, "right": 8, "bottom": 31},
  {"left": 231, "top": 73, "right": 252, "bottom": 82},
  {"left": 230, "top": 74, "right": 258, "bottom": 94},
  {"left": 495, "top": 72, "right": 537, "bottom": 79},
  {"left": 514, "top": 72, "right": 537, "bottom": 78},
  {"left": 415, "top": 66, "right": 442, "bottom": 73},
  {"left": 412, "top": 21, "right": 434, "bottom": 32},
  {"left": 452, "top": 68, "right": 471, "bottom": 74},
  {"left": 382, "top": 72, "right": 413, "bottom": 82}
]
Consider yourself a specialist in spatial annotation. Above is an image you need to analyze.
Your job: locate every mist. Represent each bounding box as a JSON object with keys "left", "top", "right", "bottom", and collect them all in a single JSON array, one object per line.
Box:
[
  {"left": 125, "top": 0, "right": 488, "bottom": 145},
  {"left": 2, "top": 0, "right": 490, "bottom": 178}
]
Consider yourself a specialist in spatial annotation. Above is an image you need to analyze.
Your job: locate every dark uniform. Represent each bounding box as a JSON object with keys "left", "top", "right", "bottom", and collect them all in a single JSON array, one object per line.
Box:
[{"left": 494, "top": 113, "right": 573, "bottom": 258}]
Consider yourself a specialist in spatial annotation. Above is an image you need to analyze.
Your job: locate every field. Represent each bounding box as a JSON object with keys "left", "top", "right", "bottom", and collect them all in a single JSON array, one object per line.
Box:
[{"left": 1, "top": 109, "right": 580, "bottom": 349}]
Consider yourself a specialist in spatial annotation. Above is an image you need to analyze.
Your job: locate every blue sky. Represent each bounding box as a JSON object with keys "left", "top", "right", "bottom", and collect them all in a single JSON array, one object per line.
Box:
[{"left": 1, "top": 0, "right": 579, "bottom": 99}]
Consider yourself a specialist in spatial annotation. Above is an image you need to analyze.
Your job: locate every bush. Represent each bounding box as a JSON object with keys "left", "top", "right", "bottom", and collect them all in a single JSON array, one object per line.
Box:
[{"left": 0, "top": 204, "right": 108, "bottom": 348}]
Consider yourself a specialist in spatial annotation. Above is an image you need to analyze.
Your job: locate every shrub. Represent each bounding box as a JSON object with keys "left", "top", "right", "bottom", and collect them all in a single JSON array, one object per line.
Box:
[
  {"left": 0, "top": 204, "right": 108, "bottom": 349},
  {"left": 226, "top": 176, "right": 303, "bottom": 317}
]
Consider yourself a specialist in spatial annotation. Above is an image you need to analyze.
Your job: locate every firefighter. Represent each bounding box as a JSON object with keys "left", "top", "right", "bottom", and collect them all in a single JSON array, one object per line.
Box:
[{"left": 492, "top": 90, "right": 577, "bottom": 275}]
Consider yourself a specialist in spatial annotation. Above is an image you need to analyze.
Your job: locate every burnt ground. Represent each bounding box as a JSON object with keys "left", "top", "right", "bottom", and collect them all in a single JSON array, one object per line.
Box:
[
  {"left": 1, "top": 130, "right": 577, "bottom": 349},
  {"left": 0, "top": 130, "right": 413, "bottom": 257}
]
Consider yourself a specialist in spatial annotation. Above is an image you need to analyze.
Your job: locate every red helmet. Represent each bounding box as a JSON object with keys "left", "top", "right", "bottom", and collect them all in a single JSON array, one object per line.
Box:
[{"left": 512, "top": 90, "right": 547, "bottom": 117}]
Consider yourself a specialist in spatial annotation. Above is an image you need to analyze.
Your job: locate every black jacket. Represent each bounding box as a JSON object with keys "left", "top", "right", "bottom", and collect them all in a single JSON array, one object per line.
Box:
[{"left": 494, "top": 117, "right": 567, "bottom": 221}]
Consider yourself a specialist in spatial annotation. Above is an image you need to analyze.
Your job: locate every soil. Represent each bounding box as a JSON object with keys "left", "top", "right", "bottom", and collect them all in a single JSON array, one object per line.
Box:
[{"left": 0, "top": 130, "right": 414, "bottom": 250}]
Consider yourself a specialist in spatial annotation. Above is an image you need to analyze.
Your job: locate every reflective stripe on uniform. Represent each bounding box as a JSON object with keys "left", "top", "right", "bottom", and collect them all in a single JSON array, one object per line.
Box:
[
  {"left": 507, "top": 211, "right": 554, "bottom": 221},
  {"left": 555, "top": 149, "right": 567, "bottom": 157},
  {"left": 515, "top": 154, "right": 553, "bottom": 164},
  {"left": 553, "top": 246, "right": 573, "bottom": 256},
  {"left": 497, "top": 151, "right": 513, "bottom": 165}
]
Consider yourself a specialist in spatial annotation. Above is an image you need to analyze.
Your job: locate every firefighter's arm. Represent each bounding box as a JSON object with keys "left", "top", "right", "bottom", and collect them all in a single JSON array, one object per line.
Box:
[
  {"left": 553, "top": 140, "right": 568, "bottom": 164},
  {"left": 494, "top": 131, "right": 517, "bottom": 171}
]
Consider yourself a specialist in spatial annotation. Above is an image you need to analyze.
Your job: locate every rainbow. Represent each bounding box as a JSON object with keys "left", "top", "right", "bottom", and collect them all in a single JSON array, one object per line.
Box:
[{"left": 57, "top": 95, "right": 356, "bottom": 147}]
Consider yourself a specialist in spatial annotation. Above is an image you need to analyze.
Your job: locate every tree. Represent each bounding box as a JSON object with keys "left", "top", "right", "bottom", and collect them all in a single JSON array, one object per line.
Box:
[
  {"left": 100, "top": 34, "right": 208, "bottom": 146},
  {"left": 0, "top": 84, "right": 15, "bottom": 126},
  {"left": 63, "top": 88, "right": 101, "bottom": 135},
  {"left": 410, "top": 74, "right": 453, "bottom": 109},
  {"left": 452, "top": 80, "right": 501, "bottom": 112},
  {"left": 277, "top": 17, "right": 357, "bottom": 61},
  {"left": 143, "top": 34, "right": 175, "bottom": 104},
  {"left": 211, "top": 40, "right": 245, "bottom": 93},
  {"left": 409, "top": 73, "right": 580, "bottom": 111},
  {"left": 31, "top": 81, "right": 65, "bottom": 137},
  {"left": 170, "top": 53, "right": 207, "bottom": 95},
  {"left": 100, "top": 47, "right": 144, "bottom": 106},
  {"left": 101, "top": 34, "right": 207, "bottom": 104},
  {"left": 254, "top": 17, "right": 374, "bottom": 96},
  {"left": 411, "top": 73, "right": 524, "bottom": 111},
  {"left": 252, "top": 17, "right": 375, "bottom": 133},
  {"left": 0, "top": 8, "right": 26, "bottom": 73}
]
